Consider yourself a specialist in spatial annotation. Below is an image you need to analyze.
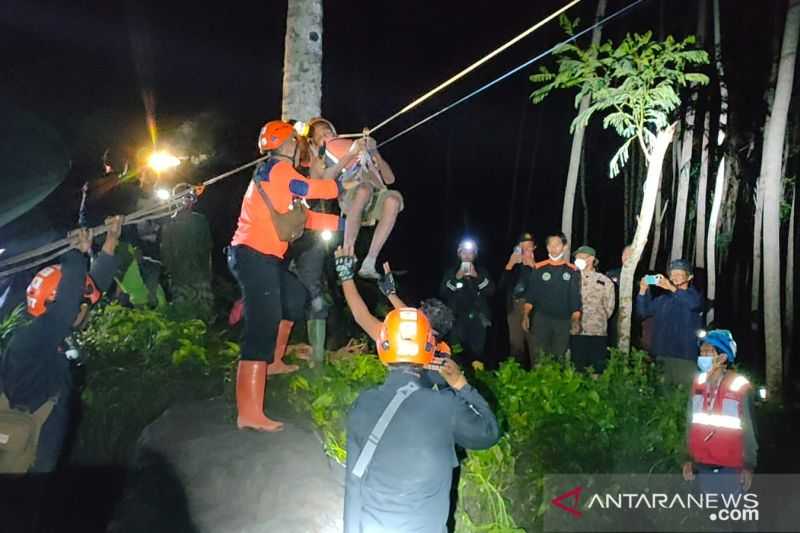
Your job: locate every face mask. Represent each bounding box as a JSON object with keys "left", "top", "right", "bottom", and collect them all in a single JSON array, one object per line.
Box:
[
  {"left": 549, "top": 251, "right": 564, "bottom": 261},
  {"left": 574, "top": 258, "right": 587, "bottom": 271},
  {"left": 697, "top": 356, "right": 714, "bottom": 373}
]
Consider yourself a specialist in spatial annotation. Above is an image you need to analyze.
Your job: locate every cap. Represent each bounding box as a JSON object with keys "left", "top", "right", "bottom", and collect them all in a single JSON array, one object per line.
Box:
[
  {"left": 574, "top": 245, "right": 596, "bottom": 257},
  {"left": 668, "top": 259, "right": 694, "bottom": 275}
]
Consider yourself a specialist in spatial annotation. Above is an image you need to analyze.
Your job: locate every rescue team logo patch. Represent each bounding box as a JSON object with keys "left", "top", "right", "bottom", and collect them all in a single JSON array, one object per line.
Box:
[
  {"left": 563, "top": 272, "right": 572, "bottom": 281},
  {"left": 542, "top": 272, "right": 552, "bottom": 281}
]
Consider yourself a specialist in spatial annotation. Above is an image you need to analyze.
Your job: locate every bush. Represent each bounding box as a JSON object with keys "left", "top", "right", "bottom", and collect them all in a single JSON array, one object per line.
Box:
[
  {"left": 73, "top": 303, "right": 239, "bottom": 464},
  {"left": 288, "top": 349, "right": 688, "bottom": 533}
]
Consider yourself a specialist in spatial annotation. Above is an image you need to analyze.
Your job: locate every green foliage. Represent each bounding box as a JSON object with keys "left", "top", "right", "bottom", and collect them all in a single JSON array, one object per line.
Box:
[
  {"left": 290, "top": 349, "right": 687, "bottom": 532},
  {"left": 531, "top": 31, "right": 709, "bottom": 177},
  {"left": 72, "top": 303, "right": 238, "bottom": 463},
  {"left": 0, "top": 304, "right": 29, "bottom": 354},
  {"left": 288, "top": 354, "right": 386, "bottom": 463}
]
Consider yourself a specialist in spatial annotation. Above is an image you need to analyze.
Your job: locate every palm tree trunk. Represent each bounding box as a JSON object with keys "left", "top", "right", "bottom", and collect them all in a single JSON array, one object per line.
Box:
[
  {"left": 624, "top": 162, "right": 631, "bottom": 243},
  {"left": 560, "top": 0, "right": 607, "bottom": 243},
  {"left": 281, "top": 0, "right": 323, "bottom": 121},
  {"left": 618, "top": 125, "right": 676, "bottom": 353},
  {"left": 762, "top": 0, "right": 800, "bottom": 398},
  {"left": 695, "top": 110, "right": 711, "bottom": 268},
  {"left": 672, "top": 103, "right": 696, "bottom": 261}
]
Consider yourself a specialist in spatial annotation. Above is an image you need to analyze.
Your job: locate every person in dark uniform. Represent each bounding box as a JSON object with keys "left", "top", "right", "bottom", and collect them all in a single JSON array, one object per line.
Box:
[
  {"left": 0, "top": 218, "right": 121, "bottom": 473},
  {"left": 334, "top": 247, "right": 500, "bottom": 533},
  {"left": 522, "top": 232, "right": 581, "bottom": 362},
  {"left": 498, "top": 232, "right": 537, "bottom": 367},
  {"left": 439, "top": 238, "right": 495, "bottom": 366}
]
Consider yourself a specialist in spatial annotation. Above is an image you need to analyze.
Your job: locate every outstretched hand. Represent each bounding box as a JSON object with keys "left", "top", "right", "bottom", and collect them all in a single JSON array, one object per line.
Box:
[
  {"left": 334, "top": 246, "right": 357, "bottom": 282},
  {"left": 70, "top": 228, "right": 93, "bottom": 254},
  {"left": 377, "top": 262, "right": 397, "bottom": 296}
]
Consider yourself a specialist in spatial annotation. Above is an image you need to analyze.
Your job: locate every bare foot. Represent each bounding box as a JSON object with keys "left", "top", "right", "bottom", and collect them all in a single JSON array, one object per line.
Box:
[
  {"left": 237, "top": 415, "right": 284, "bottom": 432},
  {"left": 267, "top": 361, "right": 300, "bottom": 375}
]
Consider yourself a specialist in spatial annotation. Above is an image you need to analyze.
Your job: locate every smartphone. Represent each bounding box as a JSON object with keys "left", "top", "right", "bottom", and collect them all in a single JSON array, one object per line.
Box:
[
  {"left": 513, "top": 246, "right": 522, "bottom": 255},
  {"left": 644, "top": 274, "right": 662, "bottom": 285},
  {"left": 424, "top": 357, "right": 447, "bottom": 371},
  {"left": 460, "top": 261, "right": 472, "bottom": 273}
]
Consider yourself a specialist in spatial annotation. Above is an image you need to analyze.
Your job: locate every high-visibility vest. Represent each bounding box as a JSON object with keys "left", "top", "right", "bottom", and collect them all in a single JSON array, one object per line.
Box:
[{"left": 688, "top": 371, "right": 750, "bottom": 468}]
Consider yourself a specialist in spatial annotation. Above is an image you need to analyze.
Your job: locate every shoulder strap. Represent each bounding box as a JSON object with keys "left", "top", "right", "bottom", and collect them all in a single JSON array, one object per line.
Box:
[
  {"left": 351, "top": 381, "right": 420, "bottom": 479},
  {"left": 254, "top": 178, "right": 279, "bottom": 215}
]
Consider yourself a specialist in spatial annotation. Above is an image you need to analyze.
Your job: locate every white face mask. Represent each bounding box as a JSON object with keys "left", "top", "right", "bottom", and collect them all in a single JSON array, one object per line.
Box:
[
  {"left": 549, "top": 251, "right": 565, "bottom": 261},
  {"left": 574, "top": 258, "right": 587, "bottom": 271}
]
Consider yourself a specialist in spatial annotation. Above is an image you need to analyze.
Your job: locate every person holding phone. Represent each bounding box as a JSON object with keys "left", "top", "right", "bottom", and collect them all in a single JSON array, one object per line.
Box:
[
  {"left": 333, "top": 246, "right": 499, "bottom": 533},
  {"left": 439, "top": 238, "right": 495, "bottom": 366},
  {"left": 498, "top": 232, "right": 537, "bottom": 367},
  {"left": 636, "top": 259, "right": 704, "bottom": 385}
]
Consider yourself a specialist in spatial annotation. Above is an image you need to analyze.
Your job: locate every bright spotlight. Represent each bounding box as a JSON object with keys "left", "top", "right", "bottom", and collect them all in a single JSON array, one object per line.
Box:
[
  {"left": 321, "top": 230, "right": 333, "bottom": 242},
  {"left": 758, "top": 387, "right": 767, "bottom": 401},
  {"left": 155, "top": 188, "right": 171, "bottom": 201},
  {"left": 696, "top": 329, "right": 708, "bottom": 340},
  {"left": 0, "top": 248, "right": 5, "bottom": 255},
  {"left": 148, "top": 151, "right": 181, "bottom": 172}
]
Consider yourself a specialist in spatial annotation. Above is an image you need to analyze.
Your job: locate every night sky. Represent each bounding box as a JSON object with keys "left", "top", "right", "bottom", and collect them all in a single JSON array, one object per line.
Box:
[{"left": 0, "top": 0, "right": 779, "bottom": 329}]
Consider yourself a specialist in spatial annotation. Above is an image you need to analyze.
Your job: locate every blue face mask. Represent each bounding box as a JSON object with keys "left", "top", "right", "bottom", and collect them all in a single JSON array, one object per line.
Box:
[{"left": 697, "top": 356, "right": 714, "bottom": 372}]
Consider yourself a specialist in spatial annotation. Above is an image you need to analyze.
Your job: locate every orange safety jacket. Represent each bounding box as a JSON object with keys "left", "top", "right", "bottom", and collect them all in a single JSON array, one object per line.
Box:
[
  {"left": 231, "top": 158, "right": 340, "bottom": 259},
  {"left": 688, "top": 372, "right": 751, "bottom": 468}
]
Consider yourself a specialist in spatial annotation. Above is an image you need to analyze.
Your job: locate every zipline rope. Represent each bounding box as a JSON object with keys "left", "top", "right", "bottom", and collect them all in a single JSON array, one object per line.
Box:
[
  {"left": 0, "top": 0, "right": 645, "bottom": 277},
  {"left": 377, "top": 0, "right": 647, "bottom": 148},
  {"left": 337, "top": 0, "right": 583, "bottom": 139}
]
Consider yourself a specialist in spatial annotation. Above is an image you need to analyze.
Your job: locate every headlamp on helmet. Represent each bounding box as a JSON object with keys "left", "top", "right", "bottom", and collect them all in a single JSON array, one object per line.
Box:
[{"left": 458, "top": 239, "right": 477, "bottom": 254}]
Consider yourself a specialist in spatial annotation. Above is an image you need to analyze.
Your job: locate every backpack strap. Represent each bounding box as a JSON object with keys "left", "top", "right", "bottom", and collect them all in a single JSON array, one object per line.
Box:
[{"left": 351, "top": 381, "right": 420, "bottom": 479}]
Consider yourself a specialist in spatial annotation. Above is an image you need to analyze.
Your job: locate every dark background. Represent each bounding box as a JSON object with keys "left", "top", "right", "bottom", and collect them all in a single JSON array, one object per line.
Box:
[{"left": 0, "top": 0, "right": 790, "bottom": 372}]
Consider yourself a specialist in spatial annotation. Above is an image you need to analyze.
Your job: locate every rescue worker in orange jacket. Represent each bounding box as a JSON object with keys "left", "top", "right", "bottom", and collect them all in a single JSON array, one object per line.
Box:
[
  {"left": 334, "top": 247, "right": 499, "bottom": 532},
  {"left": 683, "top": 330, "right": 757, "bottom": 494},
  {"left": 228, "top": 120, "right": 359, "bottom": 432}
]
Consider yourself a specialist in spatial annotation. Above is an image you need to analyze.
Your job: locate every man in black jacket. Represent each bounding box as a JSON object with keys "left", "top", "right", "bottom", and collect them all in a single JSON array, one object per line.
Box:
[
  {"left": 498, "top": 232, "right": 536, "bottom": 367},
  {"left": 439, "top": 238, "right": 495, "bottom": 366},
  {"left": 0, "top": 217, "right": 121, "bottom": 472},
  {"left": 334, "top": 247, "right": 500, "bottom": 533}
]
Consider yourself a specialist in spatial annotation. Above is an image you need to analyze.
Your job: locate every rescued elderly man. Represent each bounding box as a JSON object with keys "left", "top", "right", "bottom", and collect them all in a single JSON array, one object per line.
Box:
[{"left": 307, "top": 117, "right": 403, "bottom": 279}]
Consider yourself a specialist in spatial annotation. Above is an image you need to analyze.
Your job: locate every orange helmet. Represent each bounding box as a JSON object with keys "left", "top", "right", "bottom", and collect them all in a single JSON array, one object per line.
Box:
[
  {"left": 377, "top": 308, "right": 435, "bottom": 365},
  {"left": 26, "top": 265, "right": 102, "bottom": 318},
  {"left": 307, "top": 117, "right": 337, "bottom": 139},
  {"left": 257, "top": 120, "right": 295, "bottom": 153}
]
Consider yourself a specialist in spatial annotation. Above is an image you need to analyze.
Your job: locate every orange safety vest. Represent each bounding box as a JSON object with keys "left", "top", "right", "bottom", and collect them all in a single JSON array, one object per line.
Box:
[
  {"left": 688, "top": 371, "right": 751, "bottom": 468},
  {"left": 231, "top": 159, "right": 340, "bottom": 259}
]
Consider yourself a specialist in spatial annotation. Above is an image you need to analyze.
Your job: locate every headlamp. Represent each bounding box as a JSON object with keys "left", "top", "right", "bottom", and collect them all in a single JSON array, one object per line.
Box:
[
  {"left": 155, "top": 187, "right": 171, "bottom": 201},
  {"left": 321, "top": 230, "right": 333, "bottom": 242},
  {"left": 458, "top": 239, "right": 476, "bottom": 253},
  {"left": 696, "top": 329, "right": 708, "bottom": 340},
  {"left": 293, "top": 121, "right": 310, "bottom": 138},
  {"left": 148, "top": 150, "right": 181, "bottom": 172}
]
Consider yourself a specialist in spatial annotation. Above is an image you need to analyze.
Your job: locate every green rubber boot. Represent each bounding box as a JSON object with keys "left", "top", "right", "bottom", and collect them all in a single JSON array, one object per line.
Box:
[{"left": 307, "top": 319, "right": 327, "bottom": 365}]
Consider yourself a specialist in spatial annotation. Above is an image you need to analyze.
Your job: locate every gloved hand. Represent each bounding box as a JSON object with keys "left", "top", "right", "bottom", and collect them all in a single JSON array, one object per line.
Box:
[
  {"left": 378, "top": 262, "right": 397, "bottom": 296},
  {"left": 335, "top": 249, "right": 357, "bottom": 282}
]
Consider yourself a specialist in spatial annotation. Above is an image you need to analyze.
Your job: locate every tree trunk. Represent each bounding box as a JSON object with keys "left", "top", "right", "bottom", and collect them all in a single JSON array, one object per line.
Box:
[
  {"left": 580, "top": 140, "right": 589, "bottom": 245},
  {"left": 706, "top": 155, "right": 727, "bottom": 325},
  {"left": 649, "top": 192, "right": 668, "bottom": 271},
  {"left": 618, "top": 125, "right": 676, "bottom": 353},
  {"left": 623, "top": 162, "right": 631, "bottom": 243},
  {"left": 672, "top": 104, "right": 696, "bottom": 261},
  {"left": 281, "top": 0, "right": 323, "bottom": 121},
  {"left": 784, "top": 185, "right": 795, "bottom": 383},
  {"left": 695, "top": 110, "right": 711, "bottom": 268},
  {"left": 560, "top": 0, "right": 607, "bottom": 243},
  {"left": 762, "top": 0, "right": 800, "bottom": 398}
]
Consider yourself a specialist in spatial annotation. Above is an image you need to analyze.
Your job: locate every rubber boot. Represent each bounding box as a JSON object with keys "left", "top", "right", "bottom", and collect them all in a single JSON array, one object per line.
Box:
[
  {"left": 307, "top": 319, "right": 327, "bottom": 365},
  {"left": 267, "top": 320, "right": 299, "bottom": 375},
  {"left": 236, "top": 360, "right": 283, "bottom": 432}
]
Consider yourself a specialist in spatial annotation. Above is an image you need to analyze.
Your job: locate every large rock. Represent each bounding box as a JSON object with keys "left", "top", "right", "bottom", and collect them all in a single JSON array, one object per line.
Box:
[{"left": 112, "top": 395, "right": 345, "bottom": 533}]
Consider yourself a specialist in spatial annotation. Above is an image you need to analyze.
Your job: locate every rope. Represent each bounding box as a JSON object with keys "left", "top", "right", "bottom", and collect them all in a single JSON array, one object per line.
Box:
[
  {"left": 377, "top": 0, "right": 646, "bottom": 148},
  {"left": 337, "top": 0, "right": 583, "bottom": 138},
  {"left": 0, "top": 153, "right": 270, "bottom": 278}
]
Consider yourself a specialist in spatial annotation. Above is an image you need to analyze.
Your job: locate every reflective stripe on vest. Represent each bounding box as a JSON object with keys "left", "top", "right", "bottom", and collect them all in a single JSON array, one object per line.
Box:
[{"left": 691, "top": 412, "right": 742, "bottom": 430}]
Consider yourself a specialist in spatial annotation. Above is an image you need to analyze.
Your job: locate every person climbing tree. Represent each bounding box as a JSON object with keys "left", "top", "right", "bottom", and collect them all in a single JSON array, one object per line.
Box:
[{"left": 227, "top": 120, "right": 348, "bottom": 432}]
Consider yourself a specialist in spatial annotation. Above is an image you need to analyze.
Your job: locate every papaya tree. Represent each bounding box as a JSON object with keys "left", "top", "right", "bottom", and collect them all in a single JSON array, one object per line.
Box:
[{"left": 531, "top": 31, "right": 709, "bottom": 353}]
